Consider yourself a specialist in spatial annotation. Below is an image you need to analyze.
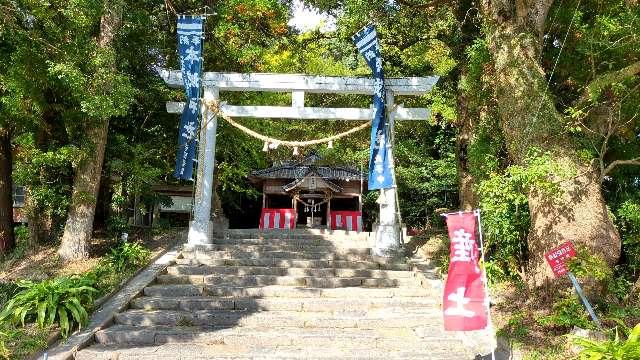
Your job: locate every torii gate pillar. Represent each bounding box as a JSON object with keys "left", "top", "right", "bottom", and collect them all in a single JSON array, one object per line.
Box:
[
  {"left": 372, "top": 91, "right": 401, "bottom": 258},
  {"left": 187, "top": 87, "right": 219, "bottom": 246}
]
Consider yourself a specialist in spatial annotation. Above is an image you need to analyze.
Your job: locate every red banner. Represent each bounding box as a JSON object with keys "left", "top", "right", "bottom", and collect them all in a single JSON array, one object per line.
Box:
[
  {"left": 259, "top": 208, "right": 296, "bottom": 230},
  {"left": 329, "top": 211, "right": 363, "bottom": 232},
  {"left": 443, "top": 212, "right": 488, "bottom": 331}
]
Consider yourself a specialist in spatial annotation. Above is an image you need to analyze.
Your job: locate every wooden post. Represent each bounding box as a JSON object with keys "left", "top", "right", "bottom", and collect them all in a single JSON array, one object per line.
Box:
[
  {"left": 326, "top": 198, "right": 331, "bottom": 230},
  {"left": 293, "top": 196, "right": 298, "bottom": 228}
]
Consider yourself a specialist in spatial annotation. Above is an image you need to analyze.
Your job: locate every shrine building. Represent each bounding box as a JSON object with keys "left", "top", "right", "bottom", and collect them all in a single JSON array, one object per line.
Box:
[{"left": 248, "top": 152, "right": 366, "bottom": 231}]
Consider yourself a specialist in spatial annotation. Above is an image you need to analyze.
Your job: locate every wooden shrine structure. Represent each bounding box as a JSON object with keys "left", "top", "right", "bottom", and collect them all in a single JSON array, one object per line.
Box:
[{"left": 249, "top": 151, "right": 365, "bottom": 230}]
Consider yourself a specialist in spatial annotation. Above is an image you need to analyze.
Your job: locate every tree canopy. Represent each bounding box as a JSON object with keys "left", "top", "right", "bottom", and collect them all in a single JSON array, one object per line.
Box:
[{"left": 0, "top": 0, "right": 638, "bottom": 299}]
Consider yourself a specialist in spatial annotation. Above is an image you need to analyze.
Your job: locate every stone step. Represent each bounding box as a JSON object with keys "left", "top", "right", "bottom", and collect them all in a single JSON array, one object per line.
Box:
[
  {"left": 224, "top": 229, "right": 370, "bottom": 241},
  {"left": 208, "top": 244, "right": 372, "bottom": 254},
  {"left": 114, "top": 309, "right": 443, "bottom": 328},
  {"left": 180, "top": 250, "right": 373, "bottom": 261},
  {"left": 166, "top": 265, "right": 414, "bottom": 278},
  {"left": 94, "top": 325, "right": 456, "bottom": 348},
  {"left": 131, "top": 296, "right": 440, "bottom": 312},
  {"left": 76, "top": 343, "right": 472, "bottom": 360},
  {"left": 214, "top": 237, "right": 370, "bottom": 248},
  {"left": 173, "top": 257, "right": 411, "bottom": 271},
  {"left": 143, "top": 285, "right": 430, "bottom": 298},
  {"left": 156, "top": 274, "right": 417, "bottom": 288}
]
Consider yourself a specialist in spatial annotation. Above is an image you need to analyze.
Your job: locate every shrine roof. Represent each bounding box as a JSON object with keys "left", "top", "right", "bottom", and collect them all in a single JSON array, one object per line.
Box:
[{"left": 248, "top": 151, "right": 365, "bottom": 183}]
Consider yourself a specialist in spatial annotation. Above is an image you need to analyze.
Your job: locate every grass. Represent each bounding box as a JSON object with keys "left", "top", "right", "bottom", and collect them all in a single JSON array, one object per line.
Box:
[
  {"left": 0, "top": 228, "right": 181, "bottom": 359},
  {"left": 0, "top": 323, "right": 52, "bottom": 360}
]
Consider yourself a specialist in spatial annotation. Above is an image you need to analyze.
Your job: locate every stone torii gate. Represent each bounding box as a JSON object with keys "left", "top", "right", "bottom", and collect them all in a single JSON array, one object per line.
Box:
[{"left": 160, "top": 69, "right": 439, "bottom": 257}]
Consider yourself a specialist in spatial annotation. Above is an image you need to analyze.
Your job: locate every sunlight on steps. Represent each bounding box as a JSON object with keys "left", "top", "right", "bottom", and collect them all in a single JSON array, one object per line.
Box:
[{"left": 73, "top": 229, "right": 488, "bottom": 359}]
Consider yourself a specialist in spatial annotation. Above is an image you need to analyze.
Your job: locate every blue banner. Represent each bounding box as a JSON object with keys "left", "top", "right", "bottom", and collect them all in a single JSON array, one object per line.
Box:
[
  {"left": 352, "top": 25, "right": 394, "bottom": 190},
  {"left": 174, "top": 15, "right": 204, "bottom": 180}
]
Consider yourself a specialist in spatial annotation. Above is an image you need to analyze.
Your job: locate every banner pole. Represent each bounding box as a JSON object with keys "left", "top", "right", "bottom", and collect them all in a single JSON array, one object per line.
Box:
[
  {"left": 475, "top": 209, "right": 496, "bottom": 360},
  {"left": 567, "top": 271, "right": 603, "bottom": 329}
]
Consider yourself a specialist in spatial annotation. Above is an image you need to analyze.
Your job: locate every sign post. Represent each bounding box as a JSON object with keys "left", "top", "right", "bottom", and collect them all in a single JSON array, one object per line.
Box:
[{"left": 544, "top": 242, "right": 602, "bottom": 329}]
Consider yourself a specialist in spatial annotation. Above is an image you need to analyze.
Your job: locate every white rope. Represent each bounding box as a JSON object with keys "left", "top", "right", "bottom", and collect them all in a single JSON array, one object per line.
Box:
[
  {"left": 294, "top": 194, "right": 332, "bottom": 212},
  {"left": 203, "top": 99, "right": 371, "bottom": 149}
]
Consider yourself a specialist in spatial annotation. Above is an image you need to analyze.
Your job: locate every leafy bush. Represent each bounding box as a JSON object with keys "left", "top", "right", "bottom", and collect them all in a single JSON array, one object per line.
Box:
[
  {"left": 616, "top": 200, "right": 640, "bottom": 278},
  {"left": 573, "top": 323, "right": 640, "bottom": 360},
  {"left": 0, "top": 283, "right": 18, "bottom": 310},
  {"left": 0, "top": 276, "right": 98, "bottom": 337},
  {"left": 475, "top": 151, "right": 572, "bottom": 283},
  {"left": 13, "top": 225, "right": 28, "bottom": 245},
  {"left": 568, "top": 246, "right": 613, "bottom": 282},
  {"left": 0, "top": 330, "right": 8, "bottom": 360},
  {"left": 104, "top": 241, "right": 151, "bottom": 273},
  {"left": 537, "top": 292, "right": 594, "bottom": 330}
]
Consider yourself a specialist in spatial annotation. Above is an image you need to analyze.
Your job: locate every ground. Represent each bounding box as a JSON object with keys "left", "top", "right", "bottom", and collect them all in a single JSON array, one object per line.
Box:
[
  {"left": 0, "top": 229, "right": 182, "bottom": 282},
  {"left": 0, "top": 228, "right": 184, "bottom": 360}
]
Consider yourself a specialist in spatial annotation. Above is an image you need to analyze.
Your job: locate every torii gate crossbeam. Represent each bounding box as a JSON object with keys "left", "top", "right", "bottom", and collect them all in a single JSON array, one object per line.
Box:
[{"left": 160, "top": 69, "right": 439, "bottom": 257}]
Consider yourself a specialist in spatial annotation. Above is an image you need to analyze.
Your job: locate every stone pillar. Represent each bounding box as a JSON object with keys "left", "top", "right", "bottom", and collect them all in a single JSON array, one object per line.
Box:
[
  {"left": 187, "top": 87, "right": 219, "bottom": 246},
  {"left": 373, "top": 91, "right": 401, "bottom": 258}
]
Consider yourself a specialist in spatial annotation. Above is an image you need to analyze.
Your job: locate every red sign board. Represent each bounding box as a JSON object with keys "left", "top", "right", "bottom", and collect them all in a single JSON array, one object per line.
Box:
[{"left": 544, "top": 241, "right": 577, "bottom": 278}]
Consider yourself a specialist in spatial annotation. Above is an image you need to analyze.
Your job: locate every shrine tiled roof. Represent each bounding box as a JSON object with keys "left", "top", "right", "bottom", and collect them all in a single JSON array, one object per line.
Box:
[{"left": 248, "top": 152, "right": 364, "bottom": 182}]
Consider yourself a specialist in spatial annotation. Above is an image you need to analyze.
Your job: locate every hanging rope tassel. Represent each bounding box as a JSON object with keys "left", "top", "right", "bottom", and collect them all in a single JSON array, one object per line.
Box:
[{"left": 293, "top": 146, "right": 299, "bottom": 156}]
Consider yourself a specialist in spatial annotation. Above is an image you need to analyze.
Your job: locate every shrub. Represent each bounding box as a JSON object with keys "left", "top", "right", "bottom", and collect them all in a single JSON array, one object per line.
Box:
[
  {"left": 537, "top": 292, "right": 594, "bottom": 330},
  {"left": 573, "top": 323, "right": 640, "bottom": 360},
  {"left": 104, "top": 241, "right": 151, "bottom": 273},
  {"left": 13, "top": 225, "right": 28, "bottom": 245},
  {"left": 0, "top": 331, "right": 8, "bottom": 360},
  {"left": 0, "top": 276, "right": 98, "bottom": 337},
  {"left": 0, "top": 283, "right": 19, "bottom": 309}
]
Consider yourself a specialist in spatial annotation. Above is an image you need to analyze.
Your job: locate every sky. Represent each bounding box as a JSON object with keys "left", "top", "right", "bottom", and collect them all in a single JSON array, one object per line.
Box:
[{"left": 287, "top": 0, "right": 336, "bottom": 33}]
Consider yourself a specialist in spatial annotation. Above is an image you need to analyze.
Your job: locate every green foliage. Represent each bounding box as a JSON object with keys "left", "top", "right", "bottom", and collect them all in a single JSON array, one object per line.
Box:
[
  {"left": 616, "top": 200, "right": 640, "bottom": 278},
  {"left": 573, "top": 324, "right": 640, "bottom": 360},
  {"left": 0, "top": 330, "right": 8, "bottom": 360},
  {"left": 476, "top": 151, "right": 570, "bottom": 282},
  {"left": 498, "top": 311, "right": 529, "bottom": 342},
  {"left": 13, "top": 226, "right": 28, "bottom": 245},
  {"left": 395, "top": 123, "right": 458, "bottom": 228},
  {"left": 537, "top": 292, "right": 594, "bottom": 330},
  {"left": 6, "top": 226, "right": 29, "bottom": 260},
  {"left": 0, "top": 324, "right": 51, "bottom": 360},
  {"left": 568, "top": 246, "right": 613, "bottom": 282},
  {"left": 103, "top": 241, "right": 150, "bottom": 273},
  {"left": 0, "top": 276, "right": 98, "bottom": 337},
  {"left": 0, "top": 283, "right": 19, "bottom": 310}
]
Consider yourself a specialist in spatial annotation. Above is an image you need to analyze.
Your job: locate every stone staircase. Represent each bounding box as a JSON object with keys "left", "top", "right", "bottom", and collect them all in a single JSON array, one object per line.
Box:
[{"left": 74, "top": 230, "right": 484, "bottom": 359}]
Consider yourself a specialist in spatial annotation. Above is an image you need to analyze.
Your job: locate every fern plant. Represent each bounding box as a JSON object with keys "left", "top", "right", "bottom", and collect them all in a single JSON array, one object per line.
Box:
[
  {"left": 573, "top": 324, "right": 640, "bottom": 360},
  {"left": 0, "top": 276, "right": 98, "bottom": 337},
  {"left": 105, "top": 241, "right": 151, "bottom": 272}
]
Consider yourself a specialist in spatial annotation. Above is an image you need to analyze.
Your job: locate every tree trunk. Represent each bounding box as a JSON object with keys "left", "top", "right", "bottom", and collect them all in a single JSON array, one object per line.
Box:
[
  {"left": 0, "top": 127, "right": 14, "bottom": 254},
  {"left": 25, "top": 191, "right": 50, "bottom": 247},
  {"left": 630, "top": 278, "right": 640, "bottom": 304},
  {"left": 481, "top": 3, "right": 621, "bottom": 286},
  {"left": 58, "top": 2, "right": 122, "bottom": 261},
  {"left": 456, "top": 90, "right": 478, "bottom": 210}
]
